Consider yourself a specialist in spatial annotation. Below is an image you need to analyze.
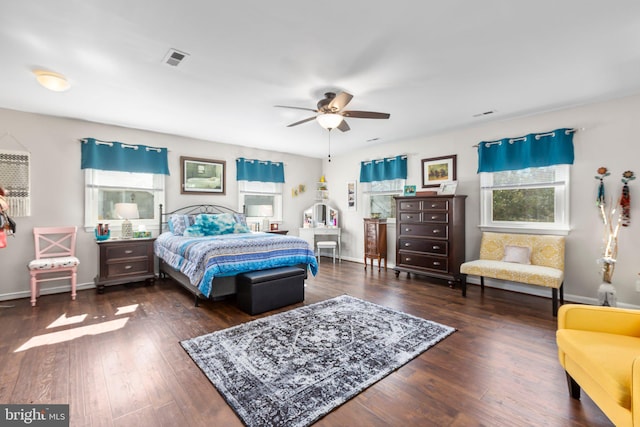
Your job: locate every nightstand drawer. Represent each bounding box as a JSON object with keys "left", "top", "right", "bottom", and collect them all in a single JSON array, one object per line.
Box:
[
  {"left": 107, "top": 259, "right": 151, "bottom": 278},
  {"left": 105, "top": 243, "right": 150, "bottom": 259}
]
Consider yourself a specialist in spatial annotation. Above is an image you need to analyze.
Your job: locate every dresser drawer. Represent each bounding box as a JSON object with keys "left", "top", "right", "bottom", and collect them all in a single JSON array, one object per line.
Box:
[
  {"left": 105, "top": 243, "right": 150, "bottom": 260},
  {"left": 398, "top": 252, "right": 448, "bottom": 272},
  {"left": 422, "top": 199, "right": 449, "bottom": 211},
  {"left": 399, "top": 212, "right": 421, "bottom": 222},
  {"left": 398, "top": 238, "right": 448, "bottom": 255},
  {"left": 422, "top": 212, "right": 448, "bottom": 223},
  {"left": 398, "top": 223, "right": 448, "bottom": 239},
  {"left": 398, "top": 200, "right": 421, "bottom": 211},
  {"left": 106, "top": 259, "right": 151, "bottom": 278}
]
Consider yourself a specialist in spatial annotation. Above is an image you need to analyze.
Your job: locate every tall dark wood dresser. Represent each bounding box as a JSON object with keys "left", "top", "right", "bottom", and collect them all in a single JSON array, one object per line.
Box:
[{"left": 394, "top": 195, "right": 466, "bottom": 286}]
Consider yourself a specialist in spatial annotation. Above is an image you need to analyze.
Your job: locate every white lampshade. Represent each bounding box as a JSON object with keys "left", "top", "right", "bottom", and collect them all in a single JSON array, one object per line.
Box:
[
  {"left": 33, "top": 70, "right": 71, "bottom": 92},
  {"left": 114, "top": 203, "right": 139, "bottom": 220},
  {"left": 115, "top": 203, "right": 139, "bottom": 239},
  {"left": 316, "top": 113, "right": 343, "bottom": 130}
]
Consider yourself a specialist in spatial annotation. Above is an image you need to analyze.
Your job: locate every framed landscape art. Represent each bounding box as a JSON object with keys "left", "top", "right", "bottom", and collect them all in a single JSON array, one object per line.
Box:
[{"left": 421, "top": 154, "right": 457, "bottom": 188}]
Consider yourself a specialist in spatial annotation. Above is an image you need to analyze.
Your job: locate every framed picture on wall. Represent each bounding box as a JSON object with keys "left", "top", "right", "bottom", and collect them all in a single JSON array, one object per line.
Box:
[
  {"left": 347, "top": 181, "right": 357, "bottom": 211},
  {"left": 421, "top": 154, "right": 457, "bottom": 188},
  {"left": 180, "top": 156, "right": 226, "bottom": 194}
]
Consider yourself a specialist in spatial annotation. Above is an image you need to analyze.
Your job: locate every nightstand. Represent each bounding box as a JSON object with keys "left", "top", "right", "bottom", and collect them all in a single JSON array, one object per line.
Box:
[{"left": 94, "top": 238, "right": 156, "bottom": 293}]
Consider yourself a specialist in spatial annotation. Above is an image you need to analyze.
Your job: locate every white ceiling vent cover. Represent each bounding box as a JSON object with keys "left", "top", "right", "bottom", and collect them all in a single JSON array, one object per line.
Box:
[{"left": 163, "top": 48, "right": 189, "bottom": 67}]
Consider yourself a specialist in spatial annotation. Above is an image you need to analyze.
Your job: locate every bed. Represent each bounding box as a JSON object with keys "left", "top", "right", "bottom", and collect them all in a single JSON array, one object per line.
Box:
[{"left": 155, "top": 204, "right": 318, "bottom": 304}]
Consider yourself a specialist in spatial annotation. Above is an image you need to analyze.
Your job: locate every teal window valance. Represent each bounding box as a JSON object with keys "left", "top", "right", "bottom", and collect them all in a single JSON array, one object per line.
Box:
[
  {"left": 81, "top": 138, "right": 170, "bottom": 175},
  {"left": 236, "top": 158, "right": 285, "bottom": 183},
  {"left": 477, "top": 128, "right": 575, "bottom": 173},
  {"left": 359, "top": 155, "right": 407, "bottom": 183}
]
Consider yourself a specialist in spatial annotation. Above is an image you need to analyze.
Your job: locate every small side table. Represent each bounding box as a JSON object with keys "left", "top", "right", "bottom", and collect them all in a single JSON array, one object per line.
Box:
[{"left": 95, "top": 238, "right": 156, "bottom": 293}]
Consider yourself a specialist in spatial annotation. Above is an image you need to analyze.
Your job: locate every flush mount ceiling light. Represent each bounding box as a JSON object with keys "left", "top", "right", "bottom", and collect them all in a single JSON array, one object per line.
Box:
[
  {"left": 316, "top": 113, "right": 344, "bottom": 130},
  {"left": 33, "top": 70, "right": 70, "bottom": 92}
]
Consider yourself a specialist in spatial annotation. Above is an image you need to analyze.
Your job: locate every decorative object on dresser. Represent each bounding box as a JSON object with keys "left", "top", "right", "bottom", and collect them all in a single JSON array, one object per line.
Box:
[
  {"left": 394, "top": 195, "right": 466, "bottom": 287},
  {"left": 181, "top": 295, "right": 454, "bottom": 427},
  {"left": 94, "top": 237, "right": 155, "bottom": 293},
  {"left": 364, "top": 218, "right": 387, "bottom": 271}
]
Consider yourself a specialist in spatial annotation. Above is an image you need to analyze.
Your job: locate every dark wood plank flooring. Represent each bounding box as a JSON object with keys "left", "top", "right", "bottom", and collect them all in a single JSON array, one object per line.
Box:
[{"left": 0, "top": 259, "right": 612, "bottom": 426}]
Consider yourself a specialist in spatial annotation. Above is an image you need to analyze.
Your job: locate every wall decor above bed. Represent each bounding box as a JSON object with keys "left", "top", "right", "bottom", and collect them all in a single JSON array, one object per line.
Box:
[{"left": 180, "top": 156, "right": 226, "bottom": 195}]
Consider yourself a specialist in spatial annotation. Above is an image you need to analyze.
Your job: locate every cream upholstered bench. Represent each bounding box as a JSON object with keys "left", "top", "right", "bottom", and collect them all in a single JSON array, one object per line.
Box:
[{"left": 460, "top": 232, "right": 565, "bottom": 316}]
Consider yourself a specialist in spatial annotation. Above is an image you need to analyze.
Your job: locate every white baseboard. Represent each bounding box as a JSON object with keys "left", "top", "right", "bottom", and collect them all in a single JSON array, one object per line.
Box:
[{"left": 0, "top": 282, "right": 96, "bottom": 302}]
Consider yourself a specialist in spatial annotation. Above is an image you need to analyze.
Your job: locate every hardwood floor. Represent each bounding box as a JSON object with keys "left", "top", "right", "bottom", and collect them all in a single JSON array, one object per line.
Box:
[{"left": 0, "top": 260, "right": 612, "bottom": 427}]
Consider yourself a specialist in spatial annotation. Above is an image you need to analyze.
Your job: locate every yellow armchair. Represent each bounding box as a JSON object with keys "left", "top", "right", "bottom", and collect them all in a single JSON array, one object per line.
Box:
[{"left": 556, "top": 304, "right": 640, "bottom": 426}]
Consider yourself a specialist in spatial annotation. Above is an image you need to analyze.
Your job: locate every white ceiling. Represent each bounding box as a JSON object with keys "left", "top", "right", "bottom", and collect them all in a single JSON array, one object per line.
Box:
[{"left": 1, "top": 1, "right": 639, "bottom": 158}]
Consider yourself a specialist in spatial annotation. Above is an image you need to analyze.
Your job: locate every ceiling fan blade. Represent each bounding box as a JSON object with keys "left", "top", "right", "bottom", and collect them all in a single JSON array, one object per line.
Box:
[
  {"left": 342, "top": 110, "right": 390, "bottom": 119},
  {"left": 328, "top": 91, "right": 353, "bottom": 112},
  {"left": 337, "top": 119, "right": 350, "bottom": 132},
  {"left": 287, "top": 116, "right": 317, "bottom": 127},
  {"left": 275, "top": 105, "right": 318, "bottom": 113}
]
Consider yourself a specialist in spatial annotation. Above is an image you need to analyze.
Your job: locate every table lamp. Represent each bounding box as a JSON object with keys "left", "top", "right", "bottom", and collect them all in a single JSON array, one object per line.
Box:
[{"left": 115, "top": 203, "right": 139, "bottom": 239}]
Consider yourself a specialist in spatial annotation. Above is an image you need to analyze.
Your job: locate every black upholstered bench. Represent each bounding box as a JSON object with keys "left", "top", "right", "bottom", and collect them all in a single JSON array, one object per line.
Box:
[{"left": 237, "top": 266, "right": 305, "bottom": 315}]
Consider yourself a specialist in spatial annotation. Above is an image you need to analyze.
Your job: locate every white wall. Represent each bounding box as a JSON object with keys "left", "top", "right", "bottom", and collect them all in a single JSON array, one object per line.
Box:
[
  {"left": 322, "top": 93, "right": 640, "bottom": 307},
  {"left": 3, "top": 93, "right": 640, "bottom": 307},
  {"left": 0, "top": 108, "right": 321, "bottom": 301}
]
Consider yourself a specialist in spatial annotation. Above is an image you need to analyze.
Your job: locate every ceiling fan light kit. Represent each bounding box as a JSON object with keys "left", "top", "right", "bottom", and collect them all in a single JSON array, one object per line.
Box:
[
  {"left": 33, "top": 70, "right": 71, "bottom": 92},
  {"left": 316, "top": 113, "right": 343, "bottom": 130}
]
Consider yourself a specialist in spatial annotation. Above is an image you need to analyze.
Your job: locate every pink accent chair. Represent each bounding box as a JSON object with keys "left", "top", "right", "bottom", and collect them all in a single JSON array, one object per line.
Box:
[{"left": 28, "top": 226, "right": 80, "bottom": 306}]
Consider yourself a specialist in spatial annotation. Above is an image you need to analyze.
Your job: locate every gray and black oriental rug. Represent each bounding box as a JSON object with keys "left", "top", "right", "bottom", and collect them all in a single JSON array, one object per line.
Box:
[{"left": 181, "top": 294, "right": 455, "bottom": 427}]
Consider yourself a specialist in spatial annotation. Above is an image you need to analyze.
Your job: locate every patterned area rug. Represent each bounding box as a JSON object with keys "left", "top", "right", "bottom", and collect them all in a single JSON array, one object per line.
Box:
[{"left": 181, "top": 295, "right": 455, "bottom": 427}]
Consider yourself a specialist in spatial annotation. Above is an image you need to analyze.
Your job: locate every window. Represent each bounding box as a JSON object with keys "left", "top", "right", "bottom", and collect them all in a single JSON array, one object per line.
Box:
[
  {"left": 238, "top": 181, "right": 283, "bottom": 228},
  {"left": 480, "top": 165, "right": 570, "bottom": 233},
  {"left": 84, "top": 169, "right": 165, "bottom": 232},
  {"left": 362, "top": 179, "right": 405, "bottom": 220}
]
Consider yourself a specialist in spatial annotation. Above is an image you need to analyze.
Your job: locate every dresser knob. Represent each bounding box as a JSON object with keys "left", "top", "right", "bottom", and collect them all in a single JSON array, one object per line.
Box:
[
  {"left": 407, "top": 215, "right": 413, "bottom": 219},
  {"left": 406, "top": 257, "right": 412, "bottom": 261},
  {"left": 125, "top": 250, "right": 133, "bottom": 254},
  {"left": 433, "top": 262, "right": 441, "bottom": 266},
  {"left": 433, "top": 229, "right": 440, "bottom": 234},
  {"left": 404, "top": 243, "right": 411, "bottom": 247},
  {"left": 433, "top": 245, "right": 440, "bottom": 250},
  {"left": 405, "top": 228, "right": 411, "bottom": 232},
  {"left": 431, "top": 216, "right": 437, "bottom": 220},
  {"left": 124, "top": 265, "right": 132, "bottom": 270},
  {"left": 431, "top": 204, "right": 437, "bottom": 208}
]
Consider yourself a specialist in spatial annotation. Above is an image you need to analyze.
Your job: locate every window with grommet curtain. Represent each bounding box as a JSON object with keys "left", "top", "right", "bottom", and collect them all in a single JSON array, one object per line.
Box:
[
  {"left": 360, "top": 155, "right": 407, "bottom": 220},
  {"left": 477, "top": 128, "right": 576, "bottom": 233},
  {"left": 236, "top": 158, "right": 284, "bottom": 227},
  {"left": 81, "top": 138, "right": 169, "bottom": 233}
]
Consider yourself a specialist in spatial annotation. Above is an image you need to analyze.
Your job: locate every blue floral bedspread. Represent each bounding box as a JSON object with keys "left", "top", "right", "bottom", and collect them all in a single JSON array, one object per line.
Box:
[{"left": 154, "top": 232, "right": 318, "bottom": 298}]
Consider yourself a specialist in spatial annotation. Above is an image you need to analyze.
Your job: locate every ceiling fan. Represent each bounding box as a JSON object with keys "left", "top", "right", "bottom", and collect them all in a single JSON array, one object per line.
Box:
[{"left": 275, "top": 91, "right": 390, "bottom": 132}]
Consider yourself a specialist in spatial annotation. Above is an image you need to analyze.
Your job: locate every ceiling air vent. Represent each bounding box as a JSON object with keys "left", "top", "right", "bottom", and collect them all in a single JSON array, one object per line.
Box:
[
  {"left": 472, "top": 110, "right": 496, "bottom": 118},
  {"left": 163, "top": 48, "right": 189, "bottom": 67}
]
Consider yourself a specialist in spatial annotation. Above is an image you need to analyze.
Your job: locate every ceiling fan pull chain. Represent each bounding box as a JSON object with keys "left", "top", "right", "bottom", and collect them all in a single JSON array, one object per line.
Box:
[{"left": 327, "top": 130, "right": 332, "bottom": 162}]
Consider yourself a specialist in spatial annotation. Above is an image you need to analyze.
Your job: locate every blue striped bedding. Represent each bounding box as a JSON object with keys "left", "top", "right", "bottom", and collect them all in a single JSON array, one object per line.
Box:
[{"left": 154, "top": 231, "right": 318, "bottom": 298}]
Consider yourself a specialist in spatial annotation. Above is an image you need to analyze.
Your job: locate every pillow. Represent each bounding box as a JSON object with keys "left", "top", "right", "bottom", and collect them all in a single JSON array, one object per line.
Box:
[
  {"left": 167, "top": 214, "right": 197, "bottom": 236},
  {"left": 502, "top": 245, "right": 531, "bottom": 264},
  {"left": 191, "top": 213, "right": 240, "bottom": 236}
]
